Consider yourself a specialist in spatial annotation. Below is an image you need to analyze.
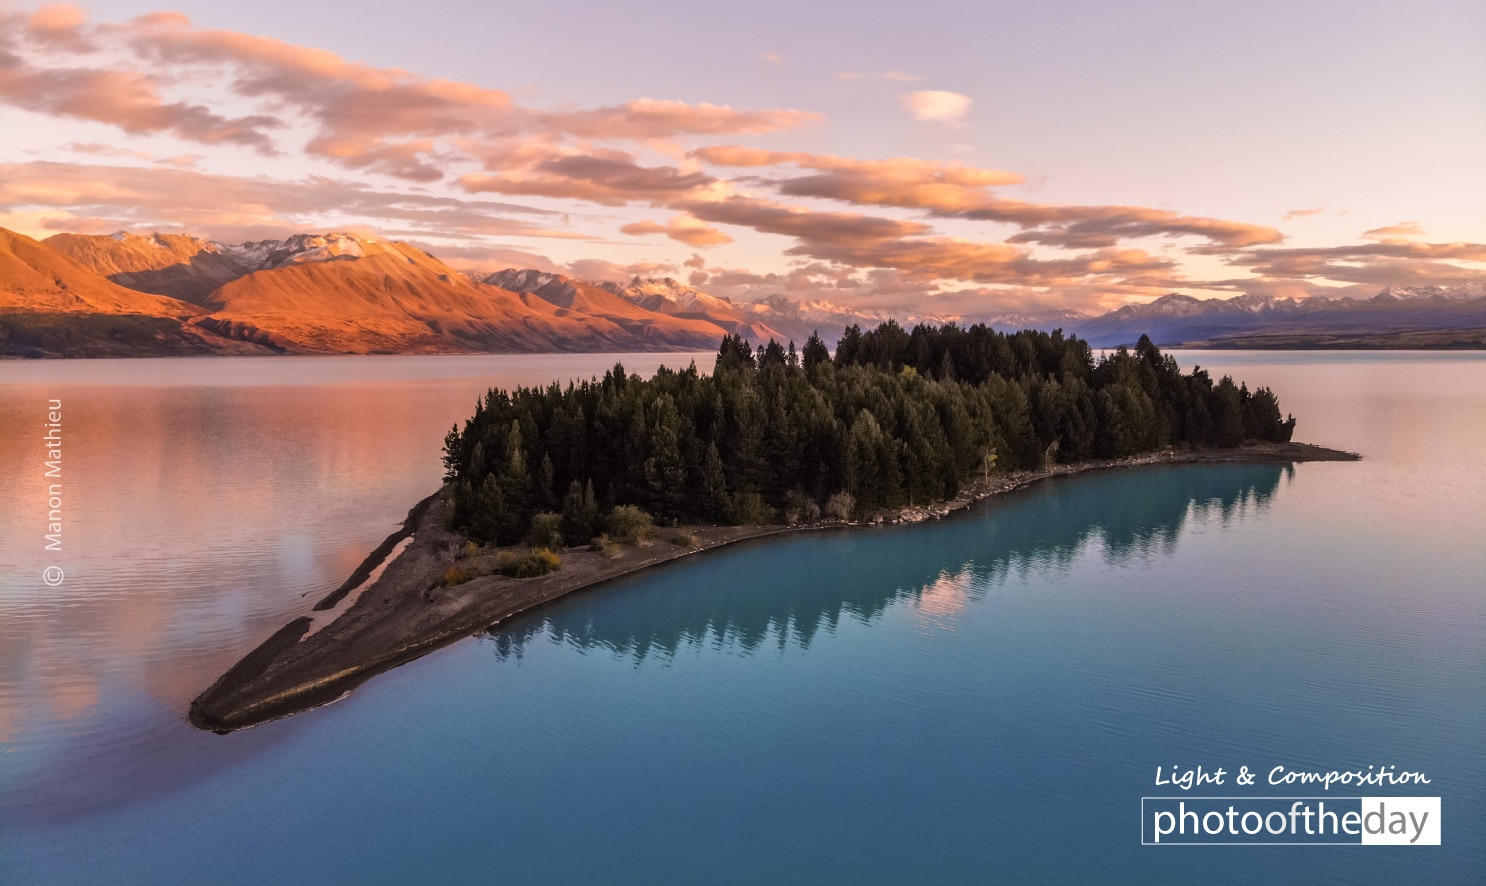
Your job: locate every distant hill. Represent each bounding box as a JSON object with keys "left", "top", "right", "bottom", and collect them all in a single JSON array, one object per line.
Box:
[
  {"left": 0, "top": 228, "right": 280, "bottom": 357},
  {"left": 8, "top": 225, "right": 1486, "bottom": 356},
  {"left": 483, "top": 269, "right": 726, "bottom": 350},
  {"left": 597, "top": 276, "right": 788, "bottom": 343},
  {"left": 1071, "top": 287, "right": 1486, "bottom": 347},
  {"left": 44, "top": 231, "right": 251, "bottom": 304},
  {"left": 4, "top": 230, "right": 759, "bottom": 356}
]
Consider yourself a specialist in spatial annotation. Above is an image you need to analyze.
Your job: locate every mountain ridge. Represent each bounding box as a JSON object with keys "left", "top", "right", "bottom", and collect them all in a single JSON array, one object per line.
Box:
[{"left": 8, "top": 226, "right": 1486, "bottom": 356}]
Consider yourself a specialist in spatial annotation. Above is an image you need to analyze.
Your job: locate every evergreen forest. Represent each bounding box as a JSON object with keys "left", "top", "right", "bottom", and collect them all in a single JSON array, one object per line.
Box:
[{"left": 443, "top": 323, "right": 1296, "bottom": 544}]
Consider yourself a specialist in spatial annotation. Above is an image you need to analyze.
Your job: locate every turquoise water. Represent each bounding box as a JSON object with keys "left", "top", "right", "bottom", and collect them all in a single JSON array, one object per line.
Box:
[{"left": 1, "top": 352, "right": 1483, "bottom": 883}]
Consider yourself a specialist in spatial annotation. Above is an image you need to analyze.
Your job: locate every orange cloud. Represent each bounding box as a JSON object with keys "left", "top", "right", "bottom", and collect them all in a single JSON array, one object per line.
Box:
[
  {"left": 1362, "top": 221, "right": 1425, "bottom": 242},
  {"left": 679, "top": 195, "right": 931, "bottom": 245},
  {"left": 2, "top": 10, "right": 818, "bottom": 184},
  {"left": 902, "top": 90, "right": 972, "bottom": 125},
  {"left": 619, "top": 220, "right": 666, "bottom": 236},
  {"left": 541, "top": 98, "right": 818, "bottom": 139},
  {"left": 692, "top": 145, "right": 1277, "bottom": 248},
  {"left": 0, "top": 57, "right": 282, "bottom": 152},
  {"left": 673, "top": 194, "right": 1182, "bottom": 292},
  {"left": 621, "top": 214, "right": 732, "bottom": 246},
  {"left": 459, "top": 151, "right": 717, "bottom": 205},
  {"left": 23, "top": 4, "right": 94, "bottom": 52},
  {"left": 0, "top": 161, "right": 576, "bottom": 243}
]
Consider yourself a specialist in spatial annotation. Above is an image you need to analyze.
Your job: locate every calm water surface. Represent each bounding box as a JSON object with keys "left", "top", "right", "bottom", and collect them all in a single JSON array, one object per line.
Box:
[{"left": 0, "top": 351, "right": 1482, "bottom": 883}]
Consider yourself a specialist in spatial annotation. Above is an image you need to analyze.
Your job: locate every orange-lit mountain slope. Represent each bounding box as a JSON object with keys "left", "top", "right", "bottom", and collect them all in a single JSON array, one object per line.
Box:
[{"left": 44, "top": 232, "right": 250, "bottom": 304}]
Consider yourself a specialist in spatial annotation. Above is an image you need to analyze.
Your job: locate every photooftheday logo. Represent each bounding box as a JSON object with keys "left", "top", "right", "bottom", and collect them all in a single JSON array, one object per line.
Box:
[{"left": 1141, "top": 797, "right": 1440, "bottom": 845}]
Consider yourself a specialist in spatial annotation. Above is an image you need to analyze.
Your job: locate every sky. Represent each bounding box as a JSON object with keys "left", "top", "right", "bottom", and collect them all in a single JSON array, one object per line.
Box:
[{"left": 1, "top": 0, "right": 1482, "bottom": 316}]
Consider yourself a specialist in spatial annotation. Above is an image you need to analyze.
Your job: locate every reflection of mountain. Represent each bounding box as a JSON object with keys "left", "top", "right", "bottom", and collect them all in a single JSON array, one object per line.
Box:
[{"left": 486, "top": 463, "right": 1287, "bottom": 663}]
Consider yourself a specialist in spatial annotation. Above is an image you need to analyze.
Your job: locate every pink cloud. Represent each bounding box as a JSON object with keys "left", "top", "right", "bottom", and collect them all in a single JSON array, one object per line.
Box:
[{"left": 620, "top": 214, "right": 732, "bottom": 246}]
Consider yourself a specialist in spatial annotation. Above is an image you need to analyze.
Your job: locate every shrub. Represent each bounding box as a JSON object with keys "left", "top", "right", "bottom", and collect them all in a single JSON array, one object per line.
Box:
[
  {"left": 589, "top": 534, "right": 621, "bottom": 558},
  {"left": 606, "top": 505, "right": 656, "bottom": 546},
  {"left": 442, "top": 565, "right": 476, "bottom": 586},
  {"left": 783, "top": 491, "right": 822, "bottom": 525},
  {"left": 824, "top": 491, "right": 856, "bottom": 521},
  {"left": 524, "top": 548, "right": 562, "bottom": 576},
  {"left": 669, "top": 532, "right": 698, "bottom": 547},
  {"left": 494, "top": 547, "right": 562, "bottom": 578},
  {"left": 457, "top": 540, "right": 481, "bottom": 559},
  {"left": 527, "top": 512, "right": 564, "bottom": 549}
]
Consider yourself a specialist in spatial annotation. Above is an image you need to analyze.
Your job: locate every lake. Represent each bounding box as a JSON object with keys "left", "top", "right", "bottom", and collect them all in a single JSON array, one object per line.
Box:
[{"left": 1, "top": 351, "right": 1482, "bottom": 883}]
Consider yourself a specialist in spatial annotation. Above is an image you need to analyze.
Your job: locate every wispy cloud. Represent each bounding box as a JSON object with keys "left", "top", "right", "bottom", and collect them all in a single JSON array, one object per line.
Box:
[{"left": 1362, "top": 221, "right": 1424, "bottom": 242}]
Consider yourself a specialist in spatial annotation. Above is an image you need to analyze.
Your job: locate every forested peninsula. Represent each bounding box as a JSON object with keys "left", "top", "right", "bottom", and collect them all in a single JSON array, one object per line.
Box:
[
  {"left": 442, "top": 324, "right": 1297, "bottom": 545},
  {"left": 191, "top": 324, "right": 1353, "bottom": 733}
]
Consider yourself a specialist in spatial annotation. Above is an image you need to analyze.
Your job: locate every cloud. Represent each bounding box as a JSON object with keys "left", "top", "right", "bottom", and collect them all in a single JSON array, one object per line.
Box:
[
  {"left": 64, "top": 141, "right": 150, "bottom": 160},
  {"left": 541, "top": 98, "right": 818, "bottom": 139},
  {"left": 693, "top": 145, "right": 1022, "bottom": 186},
  {"left": 1194, "top": 236, "right": 1486, "bottom": 292},
  {"left": 672, "top": 194, "right": 1183, "bottom": 293},
  {"left": 1282, "top": 207, "right": 1325, "bottom": 220},
  {"left": 762, "top": 52, "right": 783, "bottom": 65},
  {"left": 0, "top": 53, "right": 283, "bottom": 152},
  {"left": 22, "top": 4, "right": 94, "bottom": 52},
  {"left": 902, "top": 90, "right": 971, "bottom": 125},
  {"left": 567, "top": 257, "right": 678, "bottom": 283},
  {"left": 459, "top": 151, "right": 718, "bottom": 205},
  {"left": 1201, "top": 239, "right": 1486, "bottom": 291},
  {"left": 620, "top": 214, "right": 732, "bottom": 246},
  {"left": 0, "top": 160, "right": 577, "bottom": 244},
  {"left": 1000, "top": 207, "right": 1282, "bottom": 249},
  {"left": 4, "top": 6, "right": 1468, "bottom": 313},
  {"left": 678, "top": 195, "right": 932, "bottom": 246},
  {"left": 1362, "top": 221, "right": 1425, "bottom": 242},
  {"left": 410, "top": 242, "right": 564, "bottom": 275},
  {"left": 692, "top": 145, "right": 1277, "bottom": 248},
  {"left": 619, "top": 220, "right": 666, "bottom": 236},
  {"left": 3, "top": 9, "right": 816, "bottom": 184}
]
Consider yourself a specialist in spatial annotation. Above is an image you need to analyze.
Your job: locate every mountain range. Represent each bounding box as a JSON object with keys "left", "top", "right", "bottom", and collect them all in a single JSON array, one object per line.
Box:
[{"left": 2, "top": 226, "right": 1483, "bottom": 357}]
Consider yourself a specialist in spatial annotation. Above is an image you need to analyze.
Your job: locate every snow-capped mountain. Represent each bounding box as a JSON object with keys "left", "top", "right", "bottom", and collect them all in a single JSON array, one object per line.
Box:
[
  {"left": 597, "top": 276, "right": 786, "bottom": 342},
  {"left": 1071, "top": 287, "right": 1486, "bottom": 346},
  {"left": 482, "top": 268, "right": 739, "bottom": 349},
  {"left": 217, "top": 233, "right": 387, "bottom": 271},
  {"left": 969, "top": 308, "right": 1098, "bottom": 331}
]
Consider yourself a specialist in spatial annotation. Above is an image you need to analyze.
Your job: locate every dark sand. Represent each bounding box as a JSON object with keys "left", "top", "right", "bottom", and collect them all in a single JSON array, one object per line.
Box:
[{"left": 189, "top": 441, "right": 1359, "bottom": 733}]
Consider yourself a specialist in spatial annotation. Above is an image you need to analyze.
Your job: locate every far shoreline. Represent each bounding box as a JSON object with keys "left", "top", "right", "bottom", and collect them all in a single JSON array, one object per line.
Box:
[{"left": 188, "top": 440, "right": 1359, "bottom": 734}]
